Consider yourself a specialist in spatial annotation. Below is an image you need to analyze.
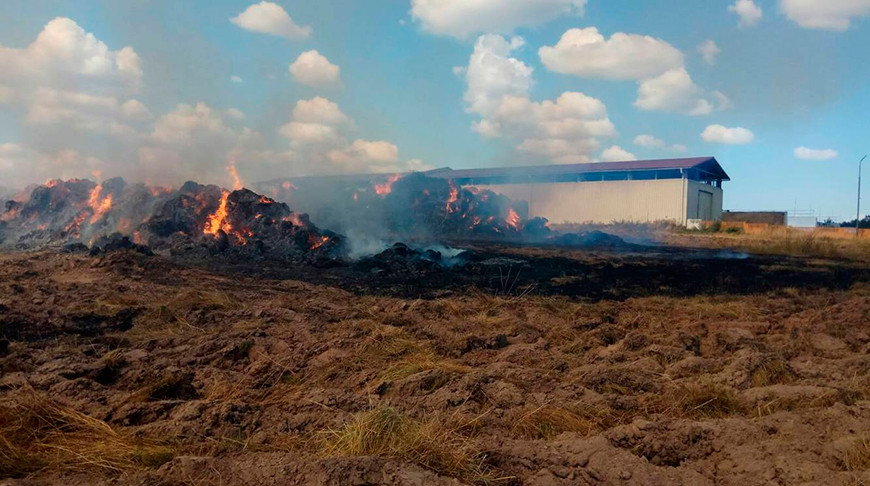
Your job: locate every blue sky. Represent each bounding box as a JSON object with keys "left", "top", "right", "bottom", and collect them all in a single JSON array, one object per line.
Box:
[{"left": 0, "top": 0, "right": 868, "bottom": 220}]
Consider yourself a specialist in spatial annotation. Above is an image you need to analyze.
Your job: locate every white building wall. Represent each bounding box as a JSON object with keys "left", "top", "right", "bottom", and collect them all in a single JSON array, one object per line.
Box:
[{"left": 473, "top": 178, "right": 723, "bottom": 224}]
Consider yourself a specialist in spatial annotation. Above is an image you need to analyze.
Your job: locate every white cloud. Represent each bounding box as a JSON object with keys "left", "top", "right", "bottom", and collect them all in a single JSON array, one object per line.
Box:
[
  {"left": 697, "top": 40, "right": 721, "bottom": 65},
  {"left": 289, "top": 96, "right": 350, "bottom": 126},
  {"left": 289, "top": 50, "right": 341, "bottom": 87},
  {"left": 120, "top": 99, "right": 151, "bottom": 120},
  {"left": 635, "top": 68, "right": 720, "bottom": 115},
  {"left": 539, "top": 27, "right": 728, "bottom": 116},
  {"left": 464, "top": 35, "right": 532, "bottom": 117},
  {"left": 276, "top": 97, "right": 422, "bottom": 174},
  {"left": 539, "top": 27, "right": 684, "bottom": 80},
  {"left": 0, "top": 17, "right": 142, "bottom": 94},
  {"left": 410, "top": 0, "right": 587, "bottom": 39},
  {"left": 701, "top": 124, "right": 755, "bottom": 144},
  {"left": 327, "top": 139, "right": 401, "bottom": 172},
  {"left": 600, "top": 145, "right": 637, "bottom": 162},
  {"left": 0, "top": 18, "right": 147, "bottom": 140},
  {"left": 226, "top": 108, "right": 246, "bottom": 120},
  {"left": 730, "top": 0, "right": 763, "bottom": 27},
  {"left": 780, "top": 0, "right": 870, "bottom": 30},
  {"left": 230, "top": 75, "right": 243, "bottom": 83},
  {"left": 794, "top": 146, "right": 839, "bottom": 160},
  {"left": 278, "top": 97, "right": 351, "bottom": 148},
  {"left": 230, "top": 1, "right": 311, "bottom": 40},
  {"left": 462, "top": 35, "right": 615, "bottom": 164},
  {"left": 634, "top": 134, "right": 687, "bottom": 152}
]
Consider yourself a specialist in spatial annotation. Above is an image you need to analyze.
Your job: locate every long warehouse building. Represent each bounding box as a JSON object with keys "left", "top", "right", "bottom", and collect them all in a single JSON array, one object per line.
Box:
[
  {"left": 258, "top": 157, "right": 730, "bottom": 225},
  {"left": 424, "top": 157, "right": 729, "bottom": 225}
]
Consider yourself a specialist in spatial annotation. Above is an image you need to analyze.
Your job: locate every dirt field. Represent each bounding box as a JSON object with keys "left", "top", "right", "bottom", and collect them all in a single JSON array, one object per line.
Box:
[{"left": 2, "top": 240, "right": 870, "bottom": 485}]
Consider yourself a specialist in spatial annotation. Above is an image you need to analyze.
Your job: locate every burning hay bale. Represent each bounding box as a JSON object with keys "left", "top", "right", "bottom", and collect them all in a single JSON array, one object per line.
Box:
[
  {"left": 0, "top": 178, "right": 344, "bottom": 262},
  {"left": 275, "top": 172, "right": 553, "bottom": 242}
]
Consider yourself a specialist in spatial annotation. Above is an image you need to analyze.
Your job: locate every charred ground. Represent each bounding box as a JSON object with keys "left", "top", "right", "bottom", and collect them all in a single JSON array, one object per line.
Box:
[{"left": 2, "top": 239, "right": 870, "bottom": 485}]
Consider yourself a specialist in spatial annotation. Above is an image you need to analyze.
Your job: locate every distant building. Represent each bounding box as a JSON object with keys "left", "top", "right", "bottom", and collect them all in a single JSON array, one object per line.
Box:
[
  {"left": 258, "top": 157, "right": 730, "bottom": 226},
  {"left": 722, "top": 211, "right": 788, "bottom": 226},
  {"left": 425, "top": 157, "right": 729, "bottom": 225}
]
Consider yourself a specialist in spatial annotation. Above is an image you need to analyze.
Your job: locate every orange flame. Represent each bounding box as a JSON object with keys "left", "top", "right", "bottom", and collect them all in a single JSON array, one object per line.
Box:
[
  {"left": 309, "top": 235, "right": 329, "bottom": 250},
  {"left": 227, "top": 160, "right": 243, "bottom": 190},
  {"left": 88, "top": 185, "right": 113, "bottom": 224},
  {"left": 374, "top": 174, "right": 401, "bottom": 196},
  {"left": 446, "top": 181, "right": 459, "bottom": 214},
  {"left": 203, "top": 191, "right": 231, "bottom": 236},
  {"left": 506, "top": 208, "right": 520, "bottom": 231}
]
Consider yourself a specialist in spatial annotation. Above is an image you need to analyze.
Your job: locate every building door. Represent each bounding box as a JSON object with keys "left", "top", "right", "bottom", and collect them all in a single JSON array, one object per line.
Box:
[{"left": 698, "top": 190, "right": 713, "bottom": 220}]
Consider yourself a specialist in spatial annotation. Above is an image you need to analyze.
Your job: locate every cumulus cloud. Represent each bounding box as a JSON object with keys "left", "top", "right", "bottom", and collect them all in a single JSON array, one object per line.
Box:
[
  {"left": 701, "top": 124, "right": 755, "bottom": 144},
  {"left": 464, "top": 35, "right": 532, "bottom": 116},
  {"left": 730, "top": 0, "right": 763, "bottom": 28},
  {"left": 539, "top": 27, "right": 728, "bottom": 116},
  {"left": 277, "top": 97, "right": 425, "bottom": 174},
  {"left": 410, "top": 0, "right": 587, "bottom": 38},
  {"left": 0, "top": 17, "right": 150, "bottom": 168},
  {"left": 278, "top": 97, "right": 351, "bottom": 148},
  {"left": 230, "top": 1, "right": 311, "bottom": 40},
  {"left": 634, "top": 134, "right": 687, "bottom": 152},
  {"left": 0, "top": 19, "right": 420, "bottom": 188},
  {"left": 538, "top": 27, "right": 683, "bottom": 80},
  {"left": 794, "top": 146, "right": 839, "bottom": 160},
  {"left": 289, "top": 50, "right": 341, "bottom": 87},
  {"left": 780, "top": 0, "right": 870, "bottom": 30},
  {"left": 226, "top": 108, "right": 246, "bottom": 120},
  {"left": 600, "top": 145, "right": 637, "bottom": 162},
  {"left": 0, "top": 17, "right": 142, "bottom": 97},
  {"left": 461, "top": 35, "right": 615, "bottom": 164},
  {"left": 697, "top": 40, "right": 721, "bottom": 65},
  {"left": 635, "top": 68, "right": 727, "bottom": 115},
  {"left": 633, "top": 134, "right": 665, "bottom": 148}
]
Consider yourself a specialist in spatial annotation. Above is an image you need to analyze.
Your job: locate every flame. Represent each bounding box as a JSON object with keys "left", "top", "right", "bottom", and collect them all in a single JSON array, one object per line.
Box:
[
  {"left": 65, "top": 212, "right": 87, "bottom": 237},
  {"left": 283, "top": 213, "right": 304, "bottom": 226},
  {"left": 88, "top": 185, "right": 113, "bottom": 224},
  {"left": 506, "top": 208, "right": 520, "bottom": 231},
  {"left": 446, "top": 181, "right": 459, "bottom": 213},
  {"left": 149, "top": 185, "right": 172, "bottom": 197},
  {"left": 203, "top": 191, "right": 231, "bottom": 236},
  {"left": 227, "top": 160, "right": 243, "bottom": 190},
  {"left": 353, "top": 192, "right": 359, "bottom": 202},
  {"left": 309, "top": 235, "right": 329, "bottom": 250},
  {"left": 374, "top": 174, "right": 401, "bottom": 196}
]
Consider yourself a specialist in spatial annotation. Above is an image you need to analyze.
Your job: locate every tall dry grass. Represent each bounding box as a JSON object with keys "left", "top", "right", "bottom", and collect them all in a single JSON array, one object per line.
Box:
[
  {"left": 0, "top": 389, "right": 174, "bottom": 477},
  {"left": 320, "top": 407, "right": 499, "bottom": 484}
]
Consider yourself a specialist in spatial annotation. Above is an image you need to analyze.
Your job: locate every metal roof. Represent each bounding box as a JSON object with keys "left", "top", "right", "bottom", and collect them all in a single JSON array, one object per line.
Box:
[{"left": 423, "top": 157, "right": 730, "bottom": 182}]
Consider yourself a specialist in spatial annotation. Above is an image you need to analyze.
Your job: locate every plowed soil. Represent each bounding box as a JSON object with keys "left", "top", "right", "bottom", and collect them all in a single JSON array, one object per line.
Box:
[{"left": 2, "top": 245, "right": 870, "bottom": 485}]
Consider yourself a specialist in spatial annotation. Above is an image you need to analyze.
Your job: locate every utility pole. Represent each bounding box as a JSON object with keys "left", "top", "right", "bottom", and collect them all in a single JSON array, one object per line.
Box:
[{"left": 859, "top": 155, "right": 868, "bottom": 236}]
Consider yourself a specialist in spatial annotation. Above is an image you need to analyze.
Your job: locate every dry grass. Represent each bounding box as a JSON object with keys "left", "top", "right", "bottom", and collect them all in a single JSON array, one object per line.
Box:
[
  {"left": 672, "top": 228, "right": 870, "bottom": 261},
  {"left": 510, "top": 405, "right": 614, "bottom": 440},
  {"left": 357, "top": 327, "right": 471, "bottom": 384},
  {"left": 750, "top": 357, "right": 795, "bottom": 387},
  {"left": 840, "top": 437, "right": 870, "bottom": 472},
  {"left": 653, "top": 383, "right": 747, "bottom": 419},
  {"left": 320, "top": 407, "right": 497, "bottom": 484},
  {"left": 0, "top": 389, "right": 174, "bottom": 477}
]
